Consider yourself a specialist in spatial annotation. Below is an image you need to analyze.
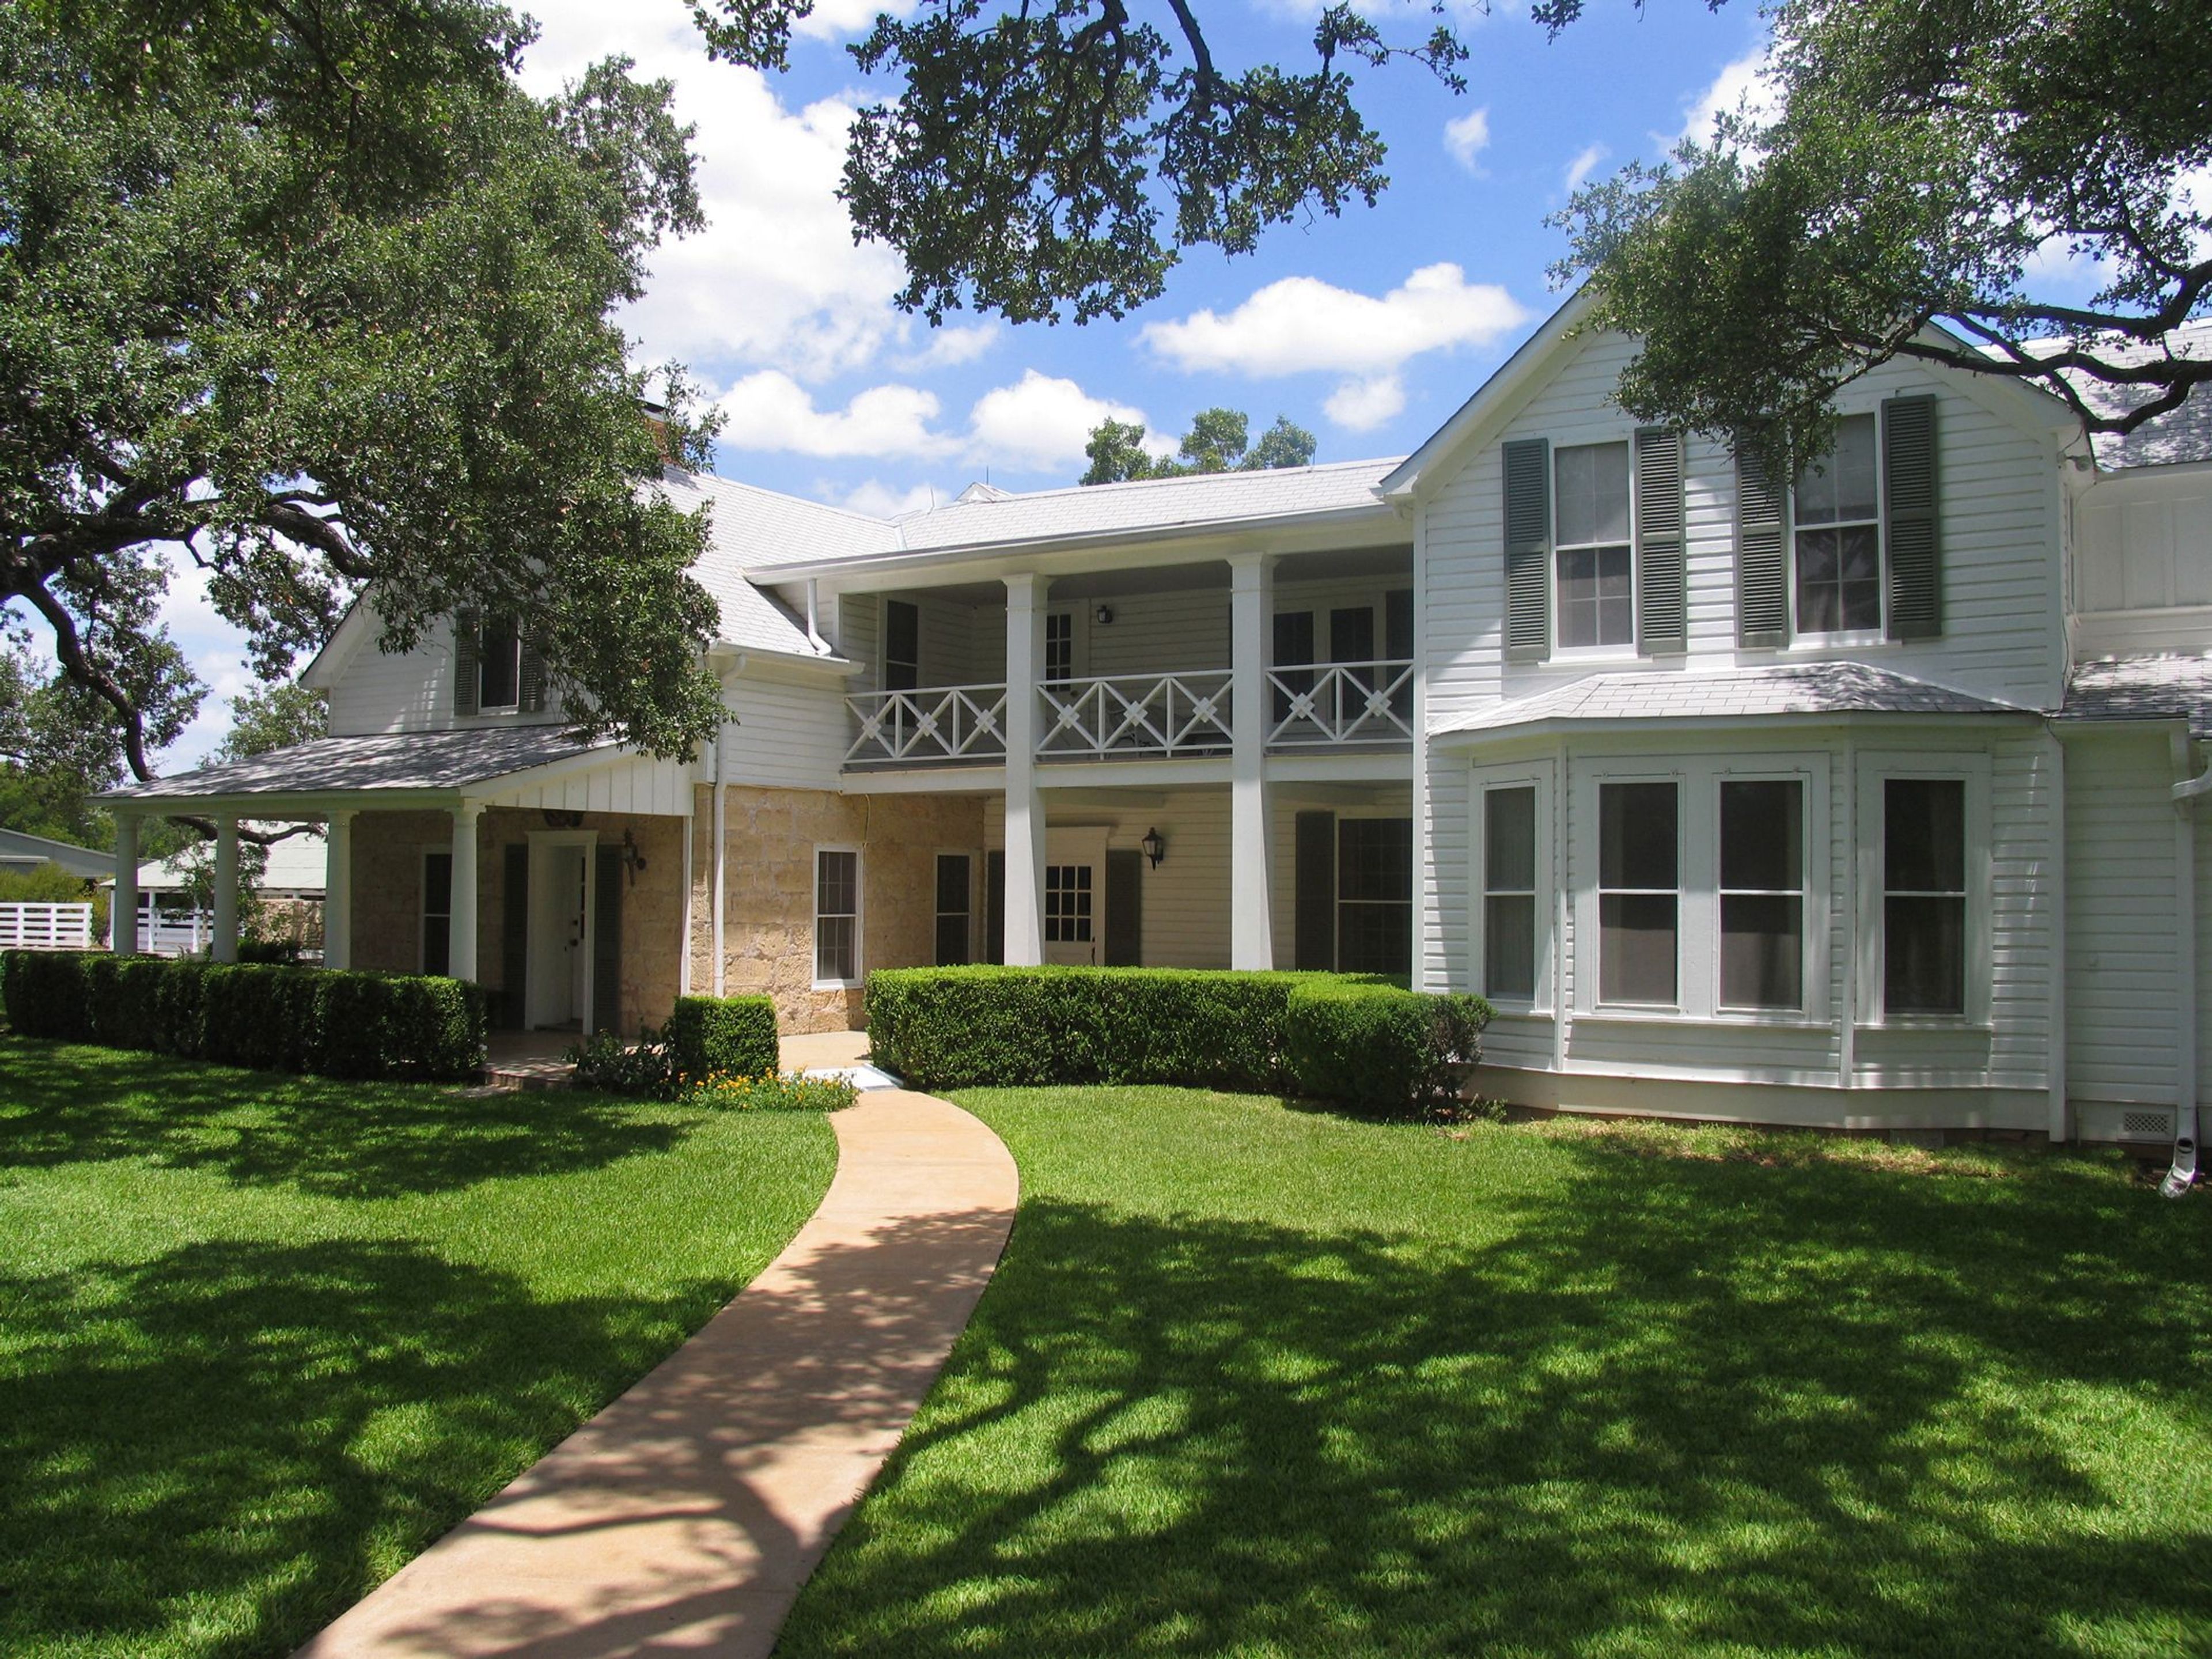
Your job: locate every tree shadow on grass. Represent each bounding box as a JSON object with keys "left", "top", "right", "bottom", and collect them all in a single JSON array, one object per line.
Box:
[
  {"left": 0, "top": 1235, "right": 745, "bottom": 1659},
  {"left": 779, "top": 1137, "right": 2212, "bottom": 1658},
  {"left": 0, "top": 1040, "right": 691, "bottom": 1199}
]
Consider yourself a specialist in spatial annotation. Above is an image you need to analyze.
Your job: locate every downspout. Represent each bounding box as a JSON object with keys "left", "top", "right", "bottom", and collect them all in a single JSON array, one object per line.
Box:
[
  {"left": 2165, "top": 730, "right": 2209, "bottom": 1197},
  {"left": 713, "top": 720, "right": 729, "bottom": 999}
]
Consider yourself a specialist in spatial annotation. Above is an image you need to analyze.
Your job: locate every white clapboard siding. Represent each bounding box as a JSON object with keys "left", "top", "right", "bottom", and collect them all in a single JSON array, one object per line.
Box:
[
  {"left": 2074, "top": 472, "right": 2212, "bottom": 618},
  {"left": 0, "top": 903, "right": 93, "bottom": 950},
  {"left": 724, "top": 674, "right": 849, "bottom": 791},
  {"left": 2067, "top": 728, "right": 2183, "bottom": 1104}
]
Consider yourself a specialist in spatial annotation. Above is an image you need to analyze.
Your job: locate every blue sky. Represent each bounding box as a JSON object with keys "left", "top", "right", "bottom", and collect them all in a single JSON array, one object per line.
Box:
[{"left": 155, "top": 0, "right": 1777, "bottom": 762}]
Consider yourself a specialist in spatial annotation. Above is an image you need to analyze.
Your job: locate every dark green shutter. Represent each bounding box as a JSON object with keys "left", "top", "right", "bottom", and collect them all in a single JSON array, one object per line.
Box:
[
  {"left": 984, "top": 850, "right": 1005, "bottom": 964},
  {"left": 517, "top": 631, "right": 546, "bottom": 713},
  {"left": 1881, "top": 394, "right": 1942, "bottom": 641},
  {"left": 592, "top": 846, "right": 622, "bottom": 1036},
  {"left": 1104, "top": 849, "right": 1143, "bottom": 966},
  {"left": 1294, "top": 810, "right": 1336, "bottom": 970},
  {"left": 499, "top": 843, "right": 529, "bottom": 1029},
  {"left": 453, "top": 608, "right": 480, "bottom": 717},
  {"left": 1502, "top": 438, "right": 1551, "bottom": 663},
  {"left": 1634, "top": 427, "right": 1687, "bottom": 656},
  {"left": 1734, "top": 441, "right": 1788, "bottom": 649}
]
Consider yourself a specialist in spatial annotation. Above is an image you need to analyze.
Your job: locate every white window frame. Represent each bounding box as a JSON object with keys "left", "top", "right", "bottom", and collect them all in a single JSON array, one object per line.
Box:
[
  {"left": 812, "top": 844, "right": 863, "bottom": 990},
  {"left": 1786, "top": 406, "right": 1888, "bottom": 647},
  {"left": 1854, "top": 752, "right": 1991, "bottom": 1028},
  {"left": 1470, "top": 760, "right": 1555, "bottom": 1013},
  {"left": 1550, "top": 435, "right": 1639, "bottom": 661},
  {"left": 476, "top": 612, "right": 525, "bottom": 715},
  {"left": 1572, "top": 752, "right": 1832, "bottom": 1024},
  {"left": 1331, "top": 809, "right": 1415, "bottom": 979}
]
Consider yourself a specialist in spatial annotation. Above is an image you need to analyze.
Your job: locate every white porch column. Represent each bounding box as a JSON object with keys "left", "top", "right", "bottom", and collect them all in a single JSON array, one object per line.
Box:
[
  {"left": 1002, "top": 573, "right": 1047, "bottom": 965},
  {"left": 323, "top": 810, "right": 355, "bottom": 970},
  {"left": 211, "top": 817, "right": 240, "bottom": 963},
  {"left": 1229, "top": 551, "right": 1276, "bottom": 970},
  {"left": 450, "top": 800, "right": 484, "bottom": 981},
  {"left": 112, "top": 812, "right": 139, "bottom": 955}
]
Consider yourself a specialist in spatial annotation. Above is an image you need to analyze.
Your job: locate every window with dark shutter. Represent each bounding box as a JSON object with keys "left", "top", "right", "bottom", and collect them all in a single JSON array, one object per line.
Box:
[
  {"left": 1502, "top": 437, "right": 1551, "bottom": 662},
  {"left": 517, "top": 632, "right": 546, "bottom": 713},
  {"left": 1734, "top": 441, "right": 1789, "bottom": 649},
  {"left": 1634, "top": 427, "right": 1687, "bottom": 655},
  {"left": 1881, "top": 395, "right": 1942, "bottom": 640},
  {"left": 453, "top": 608, "right": 481, "bottom": 718}
]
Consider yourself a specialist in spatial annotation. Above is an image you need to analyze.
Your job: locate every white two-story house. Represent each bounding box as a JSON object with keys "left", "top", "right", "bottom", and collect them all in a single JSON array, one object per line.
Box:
[{"left": 104, "top": 291, "right": 2212, "bottom": 1146}]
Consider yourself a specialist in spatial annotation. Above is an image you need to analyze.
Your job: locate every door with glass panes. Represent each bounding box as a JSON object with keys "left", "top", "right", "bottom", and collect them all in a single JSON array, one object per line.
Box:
[{"left": 1042, "top": 827, "right": 1107, "bottom": 966}]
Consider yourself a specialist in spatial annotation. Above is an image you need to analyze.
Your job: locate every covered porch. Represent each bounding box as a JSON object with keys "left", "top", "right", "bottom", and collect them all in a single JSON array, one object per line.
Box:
[{"left": 99, "top": 728, "right": 699, "bottom": 1037}]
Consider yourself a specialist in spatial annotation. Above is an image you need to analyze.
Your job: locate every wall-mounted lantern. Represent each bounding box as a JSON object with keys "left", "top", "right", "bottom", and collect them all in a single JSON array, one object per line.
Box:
[
  {"left": 1094, "top": 604, "right": 1115, "bottom": 626},
  {"left": 620, "top": 828, "right": 649, "bottom": 887},
  {"left": 1141, "top": 826, "right": 1165, "bottom": 869}
]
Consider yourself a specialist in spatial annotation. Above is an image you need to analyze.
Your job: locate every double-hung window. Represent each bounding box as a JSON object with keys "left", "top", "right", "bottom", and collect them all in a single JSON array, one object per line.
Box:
[
  {"left": 1337, "top": 818, "right": 1412, "bottom": 976},
  {"left": 1044, "top": 612, "right": 1075, "bottom": 683},
  {"left": 1793, "top": 414, "right": 1883, "bottom": 635},
  {"left": 1555, "top": 441, "right": 1634, "bottom": 650},
  {"left": 1719, "top": 779, "right": 1804, "bottom": 1010},
  {"left": 1883, "top": 778, "right": 1967, "bottom": 1015},
  {"left": 477, "top": 612, "right": 522, "bottom": 712},
  {"left": 815, "top": 849, "right": 860, "bottom": 985},
  {"left": 1483, "top": 787, "right": 1538, "bottom": 1000},
  {"left": 1598, "top": 781, "right": 1678, "bottom": 1005}
]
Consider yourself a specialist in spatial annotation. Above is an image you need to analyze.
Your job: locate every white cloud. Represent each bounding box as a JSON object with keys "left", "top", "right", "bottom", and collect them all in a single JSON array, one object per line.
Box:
[
  {"left": 1143, "top": 264, "right": 1526, "bottom": 380},
  {"left": 892, "top": 323, "right": 999, "bottom": 373},
  {"left": 1563, "top": 143, "right": 1608, "bottom": 194},
  {"left": 827, "top": 478, "right": 941, "bottom": 518},
  {"left": 1671, "top": 47, "right": 1783, "bottom": 153},
  {"left": 792, "top": 0, "right": 914, "bottom": 40},
  {"left": 967, "top": 372, "right": 1154, "bottom": 474},
  {"left": 718, "top": 368, "right": 1158, "bottom": 476},
  {"left": 513, "top": 3, "right": 912, "bottom": 383},
  {"left": 1325, "top": 376, "right": 1407, "bottom": 431},
  {"left": 717, "top": 371, "right": 956, "bottom": 460},
  {"left": 1443, "top": 106, "right": 1491, "bottom": 172}
]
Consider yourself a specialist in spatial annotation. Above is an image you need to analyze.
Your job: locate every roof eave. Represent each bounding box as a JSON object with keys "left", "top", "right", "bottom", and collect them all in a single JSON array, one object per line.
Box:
[{"left": 1430, "top": 706, "right": 2039, "bottom": 748}]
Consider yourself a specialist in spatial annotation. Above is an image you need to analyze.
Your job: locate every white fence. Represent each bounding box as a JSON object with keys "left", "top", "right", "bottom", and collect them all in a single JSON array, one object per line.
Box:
[
  {"left": 847, "top": 684, "right": 1010, "bottom": 764},
  {"left": 1037, "top": 671, "right": 1236, "bottom": 759},
  {"left": 135, "top": 907, "right": 212, "bottom": 956},
  {"left": 0, "top": 903, "right": 94, "bottom": 951}
]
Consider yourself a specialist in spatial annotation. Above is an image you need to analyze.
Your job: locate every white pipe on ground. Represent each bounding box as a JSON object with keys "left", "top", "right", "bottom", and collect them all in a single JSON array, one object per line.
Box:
[{"left": 2164, "top": 731, "right": 2206, "bottom": 1198}]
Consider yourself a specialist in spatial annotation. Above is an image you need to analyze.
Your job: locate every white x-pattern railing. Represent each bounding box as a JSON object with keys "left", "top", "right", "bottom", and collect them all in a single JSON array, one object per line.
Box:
[
  {"left": 846, "top": 684, "right": 1010, "bottom": 764},
  {"left": 1266, "top": 659, "right": 1415, "bottom": 745},
  {"left": 1038, "top": 671, "right": 1235, "bottom": 759}
]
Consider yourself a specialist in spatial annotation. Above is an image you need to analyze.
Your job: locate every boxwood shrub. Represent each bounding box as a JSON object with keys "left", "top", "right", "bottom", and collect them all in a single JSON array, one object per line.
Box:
[
  {"left": 0, "top": 950, "right": 487, "bottom": 1081},
  {"left": 1282, "top": 978, "right": 1490, "bottom": 1115},
  {"left": 865, "top": 965, "right": 1491, "bottom": 1111},
  {"left": 666, "top": 994, "right": 779, "bottom": 1082}
]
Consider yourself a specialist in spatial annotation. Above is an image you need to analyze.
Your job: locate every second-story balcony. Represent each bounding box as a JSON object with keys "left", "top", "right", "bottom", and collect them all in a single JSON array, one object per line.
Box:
[{"left": 844, "top": 661, "right": 1412, "bottom": 768}]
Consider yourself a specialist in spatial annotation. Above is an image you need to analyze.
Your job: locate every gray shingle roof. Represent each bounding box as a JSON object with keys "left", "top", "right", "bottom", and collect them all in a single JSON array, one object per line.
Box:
[
  {"left": 101, "top": 727, "right": 612, "bottom": 803},
  {"left": 657, "top": 468, "right": 882, "bottom": 656},
  {"left": 2051, "top": 321, "right": 2212, "bottom": 470},
  {"left": 2061, "top": 654, "right": 2212, "bottom": 739},
  {"left": 1433, "top": 662, "right": 2026, "bottom": 737}
]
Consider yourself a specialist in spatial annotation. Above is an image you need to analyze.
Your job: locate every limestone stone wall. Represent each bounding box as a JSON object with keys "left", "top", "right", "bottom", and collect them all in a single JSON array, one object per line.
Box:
[
  {"left": 690, "top": 786, "right": 988, "bottom": 1034},
  {"left": 349, "top": 810, "right": 449, "bottom": 975}
]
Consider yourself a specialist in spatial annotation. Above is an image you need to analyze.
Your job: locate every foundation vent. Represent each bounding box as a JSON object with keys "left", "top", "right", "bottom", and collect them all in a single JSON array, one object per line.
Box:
[{"left": 2120, "top": 1108, "right": 2176, "bottom": 1141}]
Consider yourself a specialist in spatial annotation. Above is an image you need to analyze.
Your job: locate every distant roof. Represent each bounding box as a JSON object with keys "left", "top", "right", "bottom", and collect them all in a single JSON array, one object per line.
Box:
[
  {"left": 657, "top": 468, "right": 877, "bottom": 656},
  {"left": 737, "top": 458, "right": 1403, "bottom": 573},
  {"left": 1433, "top": 662, "right": 2027, "bottom": 738},
  {"left": 131, "top": 825, "right": 332, "bottom": 893},
  {"left": 101, "top": 727, "right": 611, "bottom": 804},
  {"left": 2061, "top": 653, "right": 2212, "bottom": 739},
  {"left": 2052, "top": 321, "right": 2212, "bottom": 470},
  {"left": 0, "top": 826, "right": 114, "bottom": 880}
]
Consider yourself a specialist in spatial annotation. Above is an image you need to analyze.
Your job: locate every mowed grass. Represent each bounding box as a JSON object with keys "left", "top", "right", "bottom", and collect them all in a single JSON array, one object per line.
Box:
[
  {"left": 780, "top": 1089, "right": 2212, "bottom": 1658},
  {"left": 0, "top": 1037, "right": 836, "bottom": 1659}
]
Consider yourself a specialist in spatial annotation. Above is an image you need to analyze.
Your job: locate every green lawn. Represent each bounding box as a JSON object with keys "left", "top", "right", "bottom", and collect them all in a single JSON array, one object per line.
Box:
[
  {"left": 779, "top": 1089, "right": 2212, "bottom": 1658},
  {"left": 0, "top": 1037, "right": 837, "bottom": 1659}
]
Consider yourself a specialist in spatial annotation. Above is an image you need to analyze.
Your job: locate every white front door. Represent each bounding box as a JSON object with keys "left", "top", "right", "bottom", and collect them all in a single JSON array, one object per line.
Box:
[
  {"left": 527, "top": 838, "right": 593, "bottom": 1030},
  {"left": 1043, "top": 828, "right": 1107, "bottom": 967}
]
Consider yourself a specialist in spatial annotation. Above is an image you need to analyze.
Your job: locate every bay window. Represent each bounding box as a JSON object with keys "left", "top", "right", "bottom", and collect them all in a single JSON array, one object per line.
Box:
[
  {"left": 1882, "top": 778, "right": 1967, "bottom": 1016},
  {"left": 1718, "top": 779, "right": 1804, "bottom": 1010},
  {"left": 1483, "top": 786, "right": 1538, "bottom": 1001}
]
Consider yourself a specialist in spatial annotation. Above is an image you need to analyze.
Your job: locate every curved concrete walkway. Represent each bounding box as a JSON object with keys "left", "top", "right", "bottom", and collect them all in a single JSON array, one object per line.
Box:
[{"left": 296, "top": 1088, "right": 1018, "bottom": 1658}]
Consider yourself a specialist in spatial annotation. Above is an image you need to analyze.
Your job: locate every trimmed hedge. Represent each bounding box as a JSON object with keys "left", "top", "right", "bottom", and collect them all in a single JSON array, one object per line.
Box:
[
  {"left": 865, "top": 966, "right": 1491, "bottom": 1112},
  {"left": 1, "top": 950, "right": 487, "bottom": 1081},
  {"left": 666, "top": 994, "right": 779, "bottom": 1082},
  {"left": 1283, "top": 978, "right": 1489, "bottom": 1115}
]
